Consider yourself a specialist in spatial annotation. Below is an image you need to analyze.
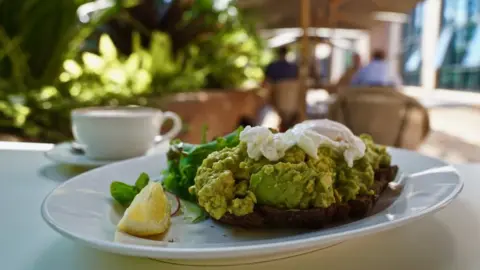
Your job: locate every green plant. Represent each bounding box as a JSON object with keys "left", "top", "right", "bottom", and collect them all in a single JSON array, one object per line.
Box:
[
  {"left": 1, "top": 31, "right": 209, "bottom": 142},
  {"left": 194, "top": 25, "right": 270, "bottom": 88},
  {"left": 62, "top": 31, "right": 208, "bottom": 97},
  {"left": 180, "top": 1, "right": 272, "bottom": 88},
  {"left": 0, "top": 0, "right": 121, "bottom": 88},
  {"left": 0, "top": 0, "right": 131, "bottom": 140},
  {"left": 0, "top": 0, "right": 270, "bottom": 142},
  {"left": 104, "top": 0, "right": 271, "bottom": 88}
]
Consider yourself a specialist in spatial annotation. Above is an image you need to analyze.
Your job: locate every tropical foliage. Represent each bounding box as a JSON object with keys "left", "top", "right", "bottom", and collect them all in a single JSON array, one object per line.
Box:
[{"left": 0, "top": 0, "right": 270, "bottom": 142}]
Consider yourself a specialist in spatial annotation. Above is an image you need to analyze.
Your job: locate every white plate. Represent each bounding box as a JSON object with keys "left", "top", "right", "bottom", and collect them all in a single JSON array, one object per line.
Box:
[
  {"left": 41, "top": 148, "right": 463, "bottom": 265},
  {"left": 44, "top": 141, "right": 170, "bottom": 167}
]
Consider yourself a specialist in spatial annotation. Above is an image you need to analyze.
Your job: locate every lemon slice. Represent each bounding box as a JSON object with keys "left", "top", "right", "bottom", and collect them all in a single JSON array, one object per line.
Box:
[{"left": 117, "top": 182, "right": 171, "bottom": 237}]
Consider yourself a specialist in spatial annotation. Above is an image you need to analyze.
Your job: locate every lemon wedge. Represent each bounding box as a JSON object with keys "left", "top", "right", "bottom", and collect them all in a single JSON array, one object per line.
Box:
[{"left": 117, "top": 182, "right": 171, "bottom": 237}]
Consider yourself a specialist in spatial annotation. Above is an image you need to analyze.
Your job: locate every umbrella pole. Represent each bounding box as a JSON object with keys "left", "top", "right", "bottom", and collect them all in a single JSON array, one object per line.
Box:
[
  {"left": 328, "top": 0, "right": 340, "bottom": 84},
  {"left": 328, "top": 0, "right": 340, "bottom": 26},
  {"left": 298, "top": 0, "right": 311, "bottom": 122}
]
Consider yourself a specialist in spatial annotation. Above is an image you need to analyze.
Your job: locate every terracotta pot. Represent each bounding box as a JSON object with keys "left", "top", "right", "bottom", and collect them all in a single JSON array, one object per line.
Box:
[{"left": 150, "top": 89, "right": 268, "bottom": 144}]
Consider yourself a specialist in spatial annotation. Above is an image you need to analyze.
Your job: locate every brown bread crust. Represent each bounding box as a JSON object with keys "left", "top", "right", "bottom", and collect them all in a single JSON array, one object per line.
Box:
[{"left": 217, "top": 165, "right": 399, "bottom": 229}]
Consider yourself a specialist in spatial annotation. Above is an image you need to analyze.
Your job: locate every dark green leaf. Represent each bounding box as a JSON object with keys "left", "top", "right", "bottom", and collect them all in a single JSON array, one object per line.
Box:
[
  {"left": 134, "top": 172, "right": 150, "bottom": 191},
  {"left": 110, "top": 181, "right": 138, "bottom": 207}
]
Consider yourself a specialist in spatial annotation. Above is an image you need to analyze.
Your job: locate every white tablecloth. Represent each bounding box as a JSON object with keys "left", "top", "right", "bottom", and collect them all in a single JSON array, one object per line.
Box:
[{"left": 2, "top": 142, "right": 480, "bottom": 270}]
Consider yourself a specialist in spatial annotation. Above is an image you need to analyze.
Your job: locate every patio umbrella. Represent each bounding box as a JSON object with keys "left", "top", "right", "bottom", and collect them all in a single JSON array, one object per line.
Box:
[
  {"left": 238, "top": 0, "right": 425, "bottom": 121},
  {"left": 238, "top": 0, "right": 422, "bottom": 30}
]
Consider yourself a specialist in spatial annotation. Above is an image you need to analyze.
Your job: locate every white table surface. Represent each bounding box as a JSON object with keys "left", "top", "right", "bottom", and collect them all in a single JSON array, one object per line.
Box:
[{"left": 2, "top": 142, "right": 479, "bottom": 270}]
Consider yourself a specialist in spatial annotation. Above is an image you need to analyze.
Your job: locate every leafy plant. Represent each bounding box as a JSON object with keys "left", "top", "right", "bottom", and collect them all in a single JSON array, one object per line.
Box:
[
  {"left": 104, "top": 0, "right": 271, "bottom": 88},
  {"left": 62, "top": 31, "right": 207, "bottom": 101},
  {"left": 0, "top": 0, "right": 270, "bottom": 142},
  {"left": 1, "top": 31, "right": 209, "bottom": 141},
  {"left": 0, "top": 0, "right": 129, "bottom": 140},
  {"left": 0, "top": 0, "right": 122, "bottom": 88}
]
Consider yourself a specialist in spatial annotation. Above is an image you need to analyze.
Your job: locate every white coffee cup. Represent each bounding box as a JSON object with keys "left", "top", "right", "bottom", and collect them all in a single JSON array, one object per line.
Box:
[{"left": 71, "top": 106, "right": 182, "bottom": 160}]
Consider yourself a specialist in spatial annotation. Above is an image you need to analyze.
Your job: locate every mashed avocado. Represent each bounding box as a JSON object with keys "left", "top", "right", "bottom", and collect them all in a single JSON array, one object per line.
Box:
[
  {"left": 361, "top": 134, "right": 391, "bottom": 169},
  {"left": 191, "top": 145, "right": 256, "bottom": 219},
  {"left": 334, "top": 135, "right": 390, "bottom": 203},
  {"left": 335, "top": 157, "right": 375, "bottom": 202},
  {"left": 250, "top": 162, "right": 317, "bottom": 209},
  {"left": 191, "top": 135, "right": 391, "bottom": 220},
  {"left": 248, "top": 146, "right": 337, "bottom": 209},
  {"left": 306, "top": 146, "right": 338, "bottom": 207}
]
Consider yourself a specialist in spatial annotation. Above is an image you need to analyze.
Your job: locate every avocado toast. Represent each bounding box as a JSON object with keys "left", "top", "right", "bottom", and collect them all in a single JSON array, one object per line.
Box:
[
  {"left": 189, "top": 121, "right": 399, "bottom": 229},
  {"left": 218, "top": 165, "right": 398, "bottom": 229},
  {"left": 111, "top": 120, "right": 399, "bottom": 231}
]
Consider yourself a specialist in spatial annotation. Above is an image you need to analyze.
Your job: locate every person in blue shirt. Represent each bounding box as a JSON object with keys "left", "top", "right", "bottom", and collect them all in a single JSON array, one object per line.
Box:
[
  {"left": 264, "top": 46, "right": 298, "bottom": 84},
  {"left": 263, "top": 46, "right": 299, "bottom": 131},
  {"left": 350, "top": 49, "right": 402, "bottom": 87}
]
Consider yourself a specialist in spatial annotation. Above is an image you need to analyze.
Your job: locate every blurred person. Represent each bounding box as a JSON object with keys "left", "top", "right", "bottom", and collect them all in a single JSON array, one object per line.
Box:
[
  {"left": 263, "top": 46, "right": 298, "bottom": 84},
  {"left": 263, "top": 46, "right": 299, "bottom": 131},
  {"left": 350, "top": 49, "right": 402, "bottom": 87},
  {"left": 337, "top": 52, "right": 362, "bottom": 87},
  {"left": 326, "top": 52, "right": 361, "bottom": 94}
]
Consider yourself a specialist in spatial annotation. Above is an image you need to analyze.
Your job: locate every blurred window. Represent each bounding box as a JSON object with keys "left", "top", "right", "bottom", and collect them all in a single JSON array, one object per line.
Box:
[
  {"left": 437, "top": 0, "right": 480, "bottom": 91},
  {"left": 401, "top": 3, "right": 424, "bottom": 86},
  {"left": 344, "top": 50, "right": 353, "bottom": 69}
]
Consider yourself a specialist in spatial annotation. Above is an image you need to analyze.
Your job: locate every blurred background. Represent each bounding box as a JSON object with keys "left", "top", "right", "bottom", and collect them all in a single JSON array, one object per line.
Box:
[{"left": 0, "top": 0, "right": 479, "bottom": 163}]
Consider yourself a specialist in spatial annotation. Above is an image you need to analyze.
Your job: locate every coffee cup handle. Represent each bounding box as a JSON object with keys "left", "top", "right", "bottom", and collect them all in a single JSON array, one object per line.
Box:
[{"left": 156, "top": 111, "right": 182, "bottom": 143}]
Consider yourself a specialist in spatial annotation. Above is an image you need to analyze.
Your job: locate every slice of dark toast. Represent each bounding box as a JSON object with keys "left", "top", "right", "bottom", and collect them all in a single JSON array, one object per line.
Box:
[{"left": 217, "top": 165, "right": 399, "bottom": 229}]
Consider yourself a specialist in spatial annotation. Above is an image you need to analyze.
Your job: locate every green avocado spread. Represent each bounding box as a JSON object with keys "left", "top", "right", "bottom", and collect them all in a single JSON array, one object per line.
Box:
[{"left": 189, "top": 134, "right": 391, "bottom": 220}]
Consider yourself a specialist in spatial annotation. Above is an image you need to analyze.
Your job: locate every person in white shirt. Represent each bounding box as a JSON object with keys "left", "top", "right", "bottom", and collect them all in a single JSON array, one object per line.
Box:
[{"left": 350, "top": 50, "right": 403, "bottom": 87}]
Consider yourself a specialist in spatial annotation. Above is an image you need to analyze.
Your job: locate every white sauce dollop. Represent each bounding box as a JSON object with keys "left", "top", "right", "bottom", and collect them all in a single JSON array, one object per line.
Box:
[
  {"left": 239, "top": 120, "right": 366, "bottom": 167},
  {"left": 239, "top": 126, "right": 292, "bottom": 162}
]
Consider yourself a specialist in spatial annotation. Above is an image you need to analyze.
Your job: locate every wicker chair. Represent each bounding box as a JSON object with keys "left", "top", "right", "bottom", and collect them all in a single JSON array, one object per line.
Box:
[
  {"left": 270, "top": 79, "right": 301, "bottom": 131},
  {"left": 327, "top": 87, "right": 430, "bottom": 150}
]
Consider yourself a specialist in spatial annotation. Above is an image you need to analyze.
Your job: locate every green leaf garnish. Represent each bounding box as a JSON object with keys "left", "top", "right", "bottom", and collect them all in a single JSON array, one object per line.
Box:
[
  {"left": 110, "top": 181, "right": 138, "bottom": 207},
  {"left": 110, "top": 173, "right": 150, "bottom": 207},
  {"left": 134, "top": 172, "right": 150, "bottom": 191}
]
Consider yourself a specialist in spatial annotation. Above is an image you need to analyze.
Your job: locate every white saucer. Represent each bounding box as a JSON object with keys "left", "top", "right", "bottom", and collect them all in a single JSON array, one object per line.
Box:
[{"left": 44, "top": 141, "right": 170, "bottom": 167}]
